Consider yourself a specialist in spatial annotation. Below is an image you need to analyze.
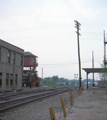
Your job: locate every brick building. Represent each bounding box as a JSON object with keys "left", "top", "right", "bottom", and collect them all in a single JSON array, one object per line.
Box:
[{"left": 23, "top": 52, "right": 40, "bottom": 87}]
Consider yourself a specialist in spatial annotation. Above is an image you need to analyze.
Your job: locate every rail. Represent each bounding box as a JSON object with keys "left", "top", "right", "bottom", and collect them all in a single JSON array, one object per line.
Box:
[
  {"left": 0, "top": 87, "right": 73, "bottom": 112},
  {"left": 0, "top": 86, "right": 73, "bottom": 100}
]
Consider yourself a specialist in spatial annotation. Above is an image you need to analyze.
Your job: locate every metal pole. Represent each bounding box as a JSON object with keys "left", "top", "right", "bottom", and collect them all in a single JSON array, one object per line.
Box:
[
  {"left": 74, "top": 20, "right": 82, "bottom": 90},
  {"left": 42, "top": 68, "right": 43, "bottom": 83},
  {"left": 92, "top": 51, "right": 95, "bottom": 86},
  {"left": 42, "top": 68, "right": 43, "bottom": 79}
]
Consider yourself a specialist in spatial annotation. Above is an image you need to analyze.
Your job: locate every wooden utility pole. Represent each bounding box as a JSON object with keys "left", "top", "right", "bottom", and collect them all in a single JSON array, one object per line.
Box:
[
  {"left": 74, "top": 20, "right": 81, "bottom": 90},
  {"left": 104, "top": 30, "right": 106, "bottom": 64}
]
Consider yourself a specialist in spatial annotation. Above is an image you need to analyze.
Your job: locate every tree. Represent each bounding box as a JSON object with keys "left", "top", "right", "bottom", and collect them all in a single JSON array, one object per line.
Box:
[
  {"left": 99, "top": 63, "right": 107, "bottom": 86},
  {"left": 44, "top": 80, "right": 46, "bottom": 83},
  {"left": 70, "top": 79, "right": 76, "bottom": 86},
  {"left": 65, "top": 81, "right": 69, "bottom": 85},
  {"left": 52, "top": 76, "right": 59, "bottom": 83},
  {"left": 76, "top": 80, "right": 79, "bottom": 86}
]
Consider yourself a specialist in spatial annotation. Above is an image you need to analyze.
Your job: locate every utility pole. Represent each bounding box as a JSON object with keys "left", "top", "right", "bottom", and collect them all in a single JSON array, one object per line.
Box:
[
  {"left": 104, "top": 30, "right": 106, "bottom": 67},
  {"left": 42, "top": 68, "right": 43, "bottom": 82},
  {"left": 104, "top": 30, "right": 105, "bottom": 63},
  {"left": 74, "top": 20, "right": 81, "bottom": 90},
  {"left": 92, "top": 51, "right": 95, "bottom": 86}
]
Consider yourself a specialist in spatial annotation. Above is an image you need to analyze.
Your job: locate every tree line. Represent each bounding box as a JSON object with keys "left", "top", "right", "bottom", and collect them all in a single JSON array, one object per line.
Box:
[{"left": 41, "top": 76, "right": 96, "bottom": 87}]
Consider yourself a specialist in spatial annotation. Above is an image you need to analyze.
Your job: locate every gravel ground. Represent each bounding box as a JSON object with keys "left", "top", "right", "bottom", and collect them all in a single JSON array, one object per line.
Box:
[
  {"left": 60, "top": 88, "right": 107, "bottom": 120},
  {"left": 0, "top": 89, "right": 75, "bottom": 120},
  {"left": 1, "top": 88, "right": 106, "bottom": 120}
]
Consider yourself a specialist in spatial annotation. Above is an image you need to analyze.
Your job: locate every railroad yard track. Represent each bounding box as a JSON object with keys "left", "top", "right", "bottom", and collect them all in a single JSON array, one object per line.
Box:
[
  {"left": 0, "top": 88, "right": 56, "bottom": 101},
  {"left": 0, "top": 86, "right": 73, "bottom": 112}
]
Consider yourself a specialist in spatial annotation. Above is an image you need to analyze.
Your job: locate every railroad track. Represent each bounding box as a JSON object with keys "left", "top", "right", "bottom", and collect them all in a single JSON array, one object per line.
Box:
[
  {"left": 0, "top": 86, "right": 73, "bottom": 100},
  {"left": 0, "top": 88, "right": 55, "bottom": 101},
  {"left": 0, "top": 87, "right": 72, "bottom": 112}
]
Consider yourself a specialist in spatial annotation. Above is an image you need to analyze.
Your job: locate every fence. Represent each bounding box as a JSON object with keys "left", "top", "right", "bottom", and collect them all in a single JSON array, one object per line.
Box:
[{"left": 49, "top": 86, "right": 84, "bottom": 120}]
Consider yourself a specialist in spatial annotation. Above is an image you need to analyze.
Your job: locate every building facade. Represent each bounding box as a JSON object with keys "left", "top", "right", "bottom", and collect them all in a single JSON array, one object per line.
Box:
[{"left": 0, "top": 39, "right": 24, "bottom": 92}]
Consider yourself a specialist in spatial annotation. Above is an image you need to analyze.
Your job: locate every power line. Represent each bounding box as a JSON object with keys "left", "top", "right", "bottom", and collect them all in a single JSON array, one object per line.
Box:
[
  {"left": 38, "top": 61, "right": 102, "bottom": 69},
  {"left": 39, "top": 57, "right": 103, "bottom": 66},
  {"left": 39, "top": 60, "right": 91, "bottom": 67}
]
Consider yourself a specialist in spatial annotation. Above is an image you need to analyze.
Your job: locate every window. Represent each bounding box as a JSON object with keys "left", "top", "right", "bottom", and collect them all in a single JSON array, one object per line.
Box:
[
  {"left": 15, "top": 74, "right": 18, "bottom": 85},
  {"left": 6, "top": 73, "right": 9, "bottom": 85},
  {"left": 13, "top": 53, "right": 15, "bottom": 65},
  {"left": 10, "top": 74, "right": 13, "bottom": 85},
  {"left": 0, "top": 47, "right": 1, "bottom": 61},
  {"left": 21, "top": 56, "right": 23, "bottom": 66},
  {"left": 7, "top": 51, "right": 11, "bottom": 63},
  {"left": 0, "top": 73, "right": 2, "bottom": 86}
]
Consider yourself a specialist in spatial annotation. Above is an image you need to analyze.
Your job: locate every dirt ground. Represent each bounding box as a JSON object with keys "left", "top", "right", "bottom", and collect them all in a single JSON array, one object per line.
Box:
[{"left": 60, "top": 87, "right": 107, "bottom": 120}]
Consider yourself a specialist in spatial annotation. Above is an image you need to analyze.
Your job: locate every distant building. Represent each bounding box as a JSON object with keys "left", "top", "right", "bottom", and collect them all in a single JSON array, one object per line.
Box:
[
  {"left": 0, "top": 39, "right": 24, "bottom": 92},
  {"left": 23, "top": 52, "right": 40, "bottom": 87}
]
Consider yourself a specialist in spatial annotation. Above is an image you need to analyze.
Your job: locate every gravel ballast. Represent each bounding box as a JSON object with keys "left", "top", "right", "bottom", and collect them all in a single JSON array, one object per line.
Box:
[
  {"left": 0, "top": 90, "right": 74, "bottom": 120},
  {"left": 2, "top": 88, "right": 106, "bottom": 120}
]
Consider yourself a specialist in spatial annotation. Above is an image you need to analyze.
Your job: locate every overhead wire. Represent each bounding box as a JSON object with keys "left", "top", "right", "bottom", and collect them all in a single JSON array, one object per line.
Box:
[
  {"left": 39, "top": 60, "right": 91, "bottom": 68},
  {"left": 38, "top": 55, "right": 103, "bottom": 68},
  {"left": 14, "top": 34, "right": 103, "bottom": 46},
  {"left": 38, "top": 61, "right": 103, "bottom": 68}
]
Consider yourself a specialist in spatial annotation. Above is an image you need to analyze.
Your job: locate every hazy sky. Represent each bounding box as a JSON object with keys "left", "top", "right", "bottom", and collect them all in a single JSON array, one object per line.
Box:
[{"left": 0, "top": 0, "right": 107, "bottom": 80}]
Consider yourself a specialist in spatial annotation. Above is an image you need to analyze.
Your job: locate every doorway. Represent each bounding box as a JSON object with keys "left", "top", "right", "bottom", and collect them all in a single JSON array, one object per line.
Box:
[{"left": 36, "top": 81, "right": 38, "bottom": 87}]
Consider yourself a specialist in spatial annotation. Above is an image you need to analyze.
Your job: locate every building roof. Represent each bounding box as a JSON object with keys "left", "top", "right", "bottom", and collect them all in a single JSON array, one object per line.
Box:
[
  {"left": 0, "top": 39, "right": 24, "bottom": 54},
  {"left": 24, "top": 52, "right": 38, "bottom": 57},
  {"left": 82, "top": 68, "right": 107, "bottom": 73}
]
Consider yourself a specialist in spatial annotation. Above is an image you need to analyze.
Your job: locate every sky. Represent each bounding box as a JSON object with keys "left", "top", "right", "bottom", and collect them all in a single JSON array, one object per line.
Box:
[{"left": 0, "top": 0, "right": 107, "bottom": 80}]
